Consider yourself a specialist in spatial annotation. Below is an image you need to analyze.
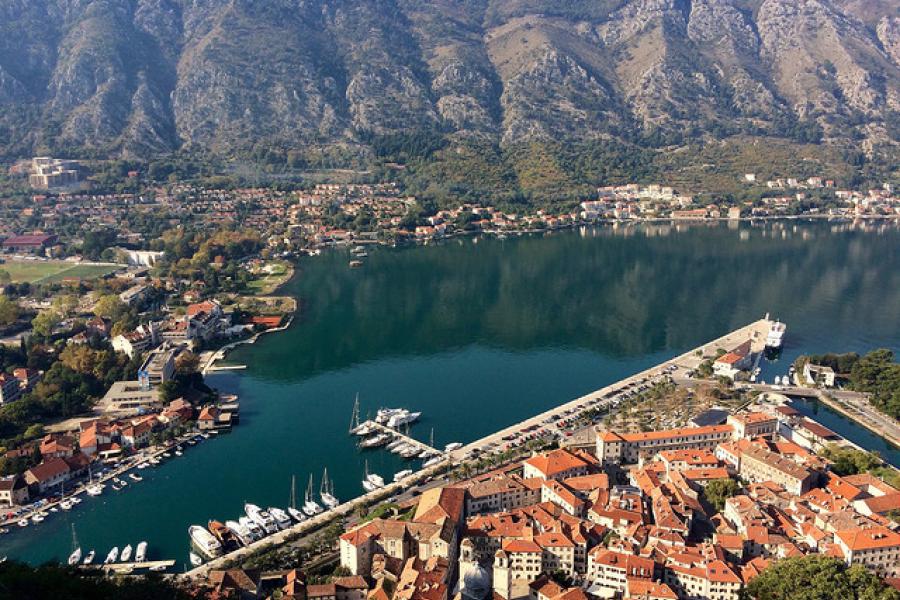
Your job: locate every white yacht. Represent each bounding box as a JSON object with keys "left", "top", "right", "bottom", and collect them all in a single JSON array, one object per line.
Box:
[
  {"left": 303, "top": 475, "right": 324, "bottom": 516},
  {"left": 287, "top": 507, "right": 306, "bottom": 523},
  {"left": 444, "top": 442, "right": 463, "bottom": 452},
  {"left": 104, "top": 547, "right": 119, "bottom": 564},
  {"left": 320, "top": 468, "right": 339, "bottom": 509},
  {"left": 86, "top": 484, "right": 104, "bottom": 496},
  {"left": 387, "top": 410, "right": 421, "bottom": 428},
  {"left": 239, "top": 516, "right": 264, "bottom": 539},
  {"left": 386, "top": 438, "right": 406, "bottom": 451},
  {"left": 360, "top": 433, "right": 391, "bottom": 448},
  {"left": 188, "top": 525, "right": 223, "bottom": 559},
  {"left": 245, "top": 503, "right": 277, "bottom": 534},
  {"left": 120, "top": 544, "right": 133, "bottom": 562},
  {"left": 393, "top": 469, "right": 413, "bottom": 482},
  {"left": 226, "top": 521, "right": 254, "bottom": 546},
  {"left": 268, "top": 507, "right": 292, "bottom": 529},
  {"left": 353, "top": 422, "right": 377, "bottom": 436},
  {"left": 135, "top": 541, "right": 147, "bottom": 562},
  {"left": 766, "top": 320, "right": 786, "bottom": 349},
  {"left": 82, "top": 550, "right": 95, "bottom": 565},
  {"left": 128, "top": 473, "right": 143, "bottom": 482}
]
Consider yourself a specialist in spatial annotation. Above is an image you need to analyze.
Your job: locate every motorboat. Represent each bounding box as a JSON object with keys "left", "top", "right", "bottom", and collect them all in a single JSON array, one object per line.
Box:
[
  {"left": 225, "top": 520, "right": 254, "bottom": 546},
  {"left": 149, "top": 564, "right": 167, "bottom": 572},
  {"left": 444, "top": 442, "right": 463, "bottom": 452},
  {"left": 86, "top": 484, "right": 104, "bottom": 496},
  {"left": 128, "top": 473, "right": 143, "bottom": 482},
  {"left": 104, "top": 547, "right": 119, "bottom": 564},
  {"left": 386, "top": 410, "right": 421, "bottom": 429},
  {"left": 239, "top": 516, "right": 264, "bottom": 540},
  {"left": 359, "top": 433, "right": 391, "bottom": 448},
  {"left": 393, "top": 469, "right": 413, "bottom": 482},
  {"left": 268, "top": 507, "right": 293, "bottom": 529},
  {"left": 82, "top": 550, "right": 95, "bottom": 565},
  {"left": 386, "top": 438, "right": 406, "bottom": 451},
  {"left": 208, "top": 520, "right": 242, "bottom": 551},
  {"left": 423, "top": 455, "right": 445, "bottom": 468},
  {"left": 31, "top": 514, "right": 44, "bottom": 523},
  {"left": 17, "top": 519, "right": 28, "bottom": 528},
  {"left": 287, "top": 507, "right": 306, "bottom": 523},
  {"left": 189, "top": 552, "right": 203, "bottom": 567},
  {"left": 188, "top": 525, "right": 223, "bottom": 559},
  {"left": 245, "top": 503, "right": 278, "bottom": 534},
  {"left": 115, "top": 478, "right": 127, "bottom": 487},
  {"left": 766, "top": 320, "right": 786, "bottom": 349},
  {"left": 120, "top": 544, "right": 133, "bottom": 562},
  {"left": 135, "top": 542, "right": 147, "bottom": 562},
  {"left": 59, "top": 499, "right": 74, "bottom": 510}
]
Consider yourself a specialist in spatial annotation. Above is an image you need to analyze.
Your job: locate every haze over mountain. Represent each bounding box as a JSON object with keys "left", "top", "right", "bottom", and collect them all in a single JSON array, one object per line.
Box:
[{"left": 0, "top": 0, "right": 897, "bottom": 161}]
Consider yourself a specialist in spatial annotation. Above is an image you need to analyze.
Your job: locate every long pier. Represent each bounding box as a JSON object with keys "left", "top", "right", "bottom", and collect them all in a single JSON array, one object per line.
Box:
[{"left": 359, "top": 421, "right": 439, "bottom": 455}]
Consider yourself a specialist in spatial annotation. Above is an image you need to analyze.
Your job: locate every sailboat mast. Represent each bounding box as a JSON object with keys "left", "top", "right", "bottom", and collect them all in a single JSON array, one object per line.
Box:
[
  {"left": 350, "top": 393, "right": 360, "bottom": 432},
  {"left": 291, "top": 475, "right": 296, "bottom": 509}
]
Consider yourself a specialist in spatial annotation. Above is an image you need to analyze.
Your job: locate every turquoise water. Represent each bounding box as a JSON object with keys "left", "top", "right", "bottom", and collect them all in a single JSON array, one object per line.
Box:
[{"left": 2, "top": 220, "right": 899, "bottom": 566}]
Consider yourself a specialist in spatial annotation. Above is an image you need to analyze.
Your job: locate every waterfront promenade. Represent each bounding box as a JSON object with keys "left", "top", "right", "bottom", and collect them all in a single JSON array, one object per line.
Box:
[{"left": 449, "top": 317, "right": 773, "bottom": 462}]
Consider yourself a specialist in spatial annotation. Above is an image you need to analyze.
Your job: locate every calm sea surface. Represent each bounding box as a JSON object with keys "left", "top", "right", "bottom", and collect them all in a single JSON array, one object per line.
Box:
[{"left": 3, "top": 220, "right": 899, "bottom": 566}]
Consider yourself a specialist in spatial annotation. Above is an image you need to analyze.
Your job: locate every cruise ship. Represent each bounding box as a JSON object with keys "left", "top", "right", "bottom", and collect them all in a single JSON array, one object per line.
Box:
[
  {"left": 189, "top": 525, "right": 223, "bottom": 559},
  {"left": 766, "top": 321, "right": 786, "bottom": 349}
]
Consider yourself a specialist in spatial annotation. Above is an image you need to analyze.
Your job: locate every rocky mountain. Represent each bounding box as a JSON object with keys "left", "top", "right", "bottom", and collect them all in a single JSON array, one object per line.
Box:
[{"left": 0, "top": 0, "right": 897, "bottom": 159}]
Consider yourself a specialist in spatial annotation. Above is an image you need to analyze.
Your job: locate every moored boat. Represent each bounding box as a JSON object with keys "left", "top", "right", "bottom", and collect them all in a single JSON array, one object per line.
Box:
[
  {"left": 135, "top": 541, "right": 147, "bottom": 562},
  {"left": 120, "top": 544, "right": 133, "bottom": 562},
  {"left": 245, "top": 503, "right": 277, "bottom": 534},
  {"left": 393, "top": 469, "right": 413, "bottom": 482},
  {"left": 188, "top": 525, "right": 223, "bottom": 559},
  {"left": 82, "top": 550, "right": 95, "bottom": 565},
  {"left": 104, "top": 547, "right": 119, "bottom": 564}
]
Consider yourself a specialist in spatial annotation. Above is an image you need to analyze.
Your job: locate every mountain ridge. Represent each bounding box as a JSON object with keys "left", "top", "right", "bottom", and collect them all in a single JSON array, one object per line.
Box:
[{"left": 0, "top": 0, "right": 897, "bottom": 162}]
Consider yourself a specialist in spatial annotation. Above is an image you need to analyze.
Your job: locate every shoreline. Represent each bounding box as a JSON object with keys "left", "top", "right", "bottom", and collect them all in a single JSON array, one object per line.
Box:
[{"left": 808, "top": 391, "right": 900, "bottom": 452}]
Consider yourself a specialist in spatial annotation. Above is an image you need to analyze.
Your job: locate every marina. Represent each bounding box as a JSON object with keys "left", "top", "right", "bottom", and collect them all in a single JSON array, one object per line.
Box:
[{"left": 2, "top": 221, "right": 898, "bottom": 567}]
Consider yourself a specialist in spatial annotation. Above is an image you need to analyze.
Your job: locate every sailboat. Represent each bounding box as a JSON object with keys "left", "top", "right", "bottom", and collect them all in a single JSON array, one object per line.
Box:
[
  {"left": 362, "top": 460, "right": 384, "bottom": 492},
  {"left": 303, "top": 474, "right": 323, "bottom": 516},
  {"left": 349, "top": 393, "right": 361, "bottom": 434},
  {"left": 82, "top": 550, "right": 95, "bottom": 565},
  {"left": 320, "top": 468, "right": 339, "bottom": 509},
  {"left": 67, "top": 525, "right": 82, "bottom": 565},
  {"left": 85, "top": 465, "right": 104, "bottom": 496},
  {"left": 287, "top": 475, "right": 306, "bottom": 523}
]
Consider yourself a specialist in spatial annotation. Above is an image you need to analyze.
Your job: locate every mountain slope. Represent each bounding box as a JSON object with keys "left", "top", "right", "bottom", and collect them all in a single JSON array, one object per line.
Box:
[{"left": 0, "top": 0, "right": 896, "bottom": 159}]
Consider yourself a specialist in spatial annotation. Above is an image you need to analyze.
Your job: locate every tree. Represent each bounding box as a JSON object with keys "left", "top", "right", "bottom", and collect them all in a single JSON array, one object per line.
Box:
[
  {"left": 0, "top": 270, "right": 10, "bottom": 284},
  {"left": 702, "top": 478, "right": 740, "bottom": 512},
  {"left": 31, "top": 310, "right": 61, "bottom": 339},
  {"left": 93, "top": 294, "right": 126, "bottom": 319},
  {"left": 158, "top": 380, "right": 182, "bottom": 403},
  {"left": 0, "top": 295, "right": 20, "bottom": 326},
  {"left": 743, "top": 555, "right": 900, "bottom": 599},
  {"left": 52, "top": 294, "right": 78, "bottom": 317}
]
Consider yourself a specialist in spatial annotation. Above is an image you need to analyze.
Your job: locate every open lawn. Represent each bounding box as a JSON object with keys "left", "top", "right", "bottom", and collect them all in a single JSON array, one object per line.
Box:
[{"left": 0, "top": 260, "right": 120, "bottom": 283}]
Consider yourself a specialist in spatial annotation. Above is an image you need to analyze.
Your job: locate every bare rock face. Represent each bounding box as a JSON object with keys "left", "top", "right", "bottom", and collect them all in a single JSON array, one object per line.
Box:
[{"left": 0, "top": 0, "right": 897, "bottom": 157}]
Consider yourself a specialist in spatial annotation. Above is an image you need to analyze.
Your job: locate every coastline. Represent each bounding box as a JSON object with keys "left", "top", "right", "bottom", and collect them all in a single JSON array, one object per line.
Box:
[{"left": 810, "top": 391, "right": 900, "bottom": 452}]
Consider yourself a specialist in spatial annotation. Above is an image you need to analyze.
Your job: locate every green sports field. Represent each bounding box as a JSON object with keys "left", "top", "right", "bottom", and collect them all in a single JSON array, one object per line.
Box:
[{"left": 0, "top": 260, "right": 120, "bottom": 283}]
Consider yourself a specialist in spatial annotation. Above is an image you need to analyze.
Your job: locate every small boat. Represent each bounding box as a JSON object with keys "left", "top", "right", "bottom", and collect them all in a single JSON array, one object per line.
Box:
[
  {"left": 188, "top": 525, "right": 223, "bottom": 559},
  {"left": 349, "top": 260, "right": 363, "bottom": 268},
  {"left": 444, "top": 442, "right": 463, "bottom": 452},
  {"left": 239, "top": 516, "right": 264, "bottom": 540},
  {"left": 393, "top": 469, "right": 413, "bottom": 482},
  {"left": 225, "top": 520, "right": 254, "bottom": 546},
  {"left": 245, "top": 504, "right": 277, "bottom": 534},
  {"left": 423, "top": 455, "right": 445, "bottom": 468},
  {"left": 320, "top": 468, "right": 339, "bottom": 509},
  {"left": 71, "top": 497, "right": 82, "bottom": 504},
  {"left": 149, "top": 564, "right": 167, "bottom": 572},
  {"left": 386, "top": 438, "right": 406, "bottom": 451},
  {"left": 120, "top": 544, "right": 133, "bottom": 562},
  {"left": 59, "top": 499, "right": 74, "bottom": 510},
  {"left": 162, "top": 452, "right": 172, "bottom": 458},
  {"left": 175, "top": 450, "right": 184, "bottom": 456},
  {"left": 129, "top": 473, "right": 143, "bottom": 482},
  {"left": 31, "top": 514, "right": 44, "bottom": 523},
  {"left": 82, "top": 550, "right": 95, "bottom": 565},
  {"left": 268, "top": 508, "right": 292, "bottom": 529},
  {"left": 287, "top": 507, "right": 306, "bottom": 523},
  {"left": 111, "top": 483, "right": 123, "bottom": 491},
  {"left": 208, "top": 520, "right": 242, "bottom": 551},
  {"left": 86, "top": 484, "right": 104, "bottom": 496},
  {"left": 303, "top": 475, "right": 323, "bottom": 516},
  {"left": 362, "top": 460, "right": 384, "bottom": 491},
  {"left": 189, "top": 552, "right": 203, "bottom": 567},
  {"left": 17, "top": 519, "right": 28, "bottom": 528},
  {"left": 68, "top": 547, "right": 82, "bottom": 565},
  {"left": 104, "top": 547, "right": 119, "bottom": 564},
  {"left": 359, "top": 433, "right": 391, "bottom": 448},
  {"left": 137, "top": 463, "right": 148, "bottom": 469},
  {"left": 49, "top": 507, "right": 58, "bottom": 513},
  {"left": 135, "top": 541, "right": 147, "bottom": 562},
  {"left": 149, "top": 458, "right": 160, "bottom": 466},
  {"left": 115, "top": 478, "right": 127, "bottom": 487}
]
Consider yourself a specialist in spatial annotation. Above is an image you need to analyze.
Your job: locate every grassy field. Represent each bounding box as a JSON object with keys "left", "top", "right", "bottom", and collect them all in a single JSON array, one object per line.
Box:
[
  {"left": 0, "top": 260, "right": 119, "bottom": 283},
  {"left": 246, "top": 260, "right": 293, "bottom": 295}
]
